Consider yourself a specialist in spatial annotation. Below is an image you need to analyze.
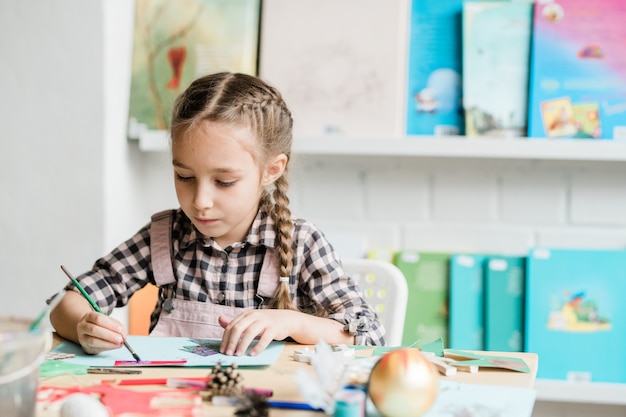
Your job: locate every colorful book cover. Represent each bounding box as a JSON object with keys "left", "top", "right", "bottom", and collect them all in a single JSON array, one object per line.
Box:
[
  {"left": 448, "top": 254, "right": 486, "bottom": 350},
  {"left": 485, "top": 255, "right": 525, "bottom": 352},
  {"left": 127, "top": 0, "right": 261, "bottom": 143},
  {"left": 527, "top": 0, "right": 626, "bottom": 140},
  {"left": 405, "top": 0, "right": 464, "bottom": 136},
  {"left": 393, "top": 251, "right": 450, "bottom": 346},
  {"left": 259, "top": 0, "right": 408, "bottom": 138},
  {"left": 462, "top": 1, "right": 532, "bottom": 137},
  {"left": 525, "top": 248, "right": 626, "bottom": 383}
]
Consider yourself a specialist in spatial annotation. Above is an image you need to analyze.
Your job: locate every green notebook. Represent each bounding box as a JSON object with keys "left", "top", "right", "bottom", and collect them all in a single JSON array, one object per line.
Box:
[{"left": 394, "top": 251, "right": 450, "bottom": 346}]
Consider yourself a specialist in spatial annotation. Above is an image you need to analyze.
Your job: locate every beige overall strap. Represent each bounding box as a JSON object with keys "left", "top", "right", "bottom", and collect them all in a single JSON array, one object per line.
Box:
[{"left": 150, "top": 209, "right": 177, "bottom": 286}]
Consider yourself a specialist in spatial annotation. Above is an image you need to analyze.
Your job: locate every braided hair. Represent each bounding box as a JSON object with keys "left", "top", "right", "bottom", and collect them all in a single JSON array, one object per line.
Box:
[{"left": 170, "top": 72, "right": 296, "bottom": 310}]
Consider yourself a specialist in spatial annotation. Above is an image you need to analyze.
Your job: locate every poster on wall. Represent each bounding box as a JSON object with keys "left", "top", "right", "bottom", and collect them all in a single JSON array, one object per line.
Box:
[
  {"left": 259, "top": 0, "right": 409, "bottom": 139},
  {"left": 127, "top": 0, "right": 261, "bottom": 148}
]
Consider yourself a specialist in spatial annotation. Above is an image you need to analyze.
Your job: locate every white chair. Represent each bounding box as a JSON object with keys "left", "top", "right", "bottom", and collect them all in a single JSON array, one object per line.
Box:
[{"left": 342, "top": 258, "right": 408, "bottom": 346}]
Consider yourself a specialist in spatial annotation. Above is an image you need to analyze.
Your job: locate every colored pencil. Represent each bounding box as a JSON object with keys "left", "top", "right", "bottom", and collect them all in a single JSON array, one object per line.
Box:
[
  {"left": 104, "top": 377, "right": 210, "bottom": 386},
  {"left": 267, "top": 400, "right": 323, "bottom": 411}
]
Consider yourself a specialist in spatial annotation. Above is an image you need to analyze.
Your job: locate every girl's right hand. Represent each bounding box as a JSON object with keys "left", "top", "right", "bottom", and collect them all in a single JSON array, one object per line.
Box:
[{"left": 76, "top": 311, "right": 127, "bottom": 355}]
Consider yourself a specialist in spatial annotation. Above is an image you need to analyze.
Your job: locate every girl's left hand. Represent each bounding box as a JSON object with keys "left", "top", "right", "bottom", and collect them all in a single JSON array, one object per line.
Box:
[{"left": 218, "top": 309, "right": 298, "bottom": 356}]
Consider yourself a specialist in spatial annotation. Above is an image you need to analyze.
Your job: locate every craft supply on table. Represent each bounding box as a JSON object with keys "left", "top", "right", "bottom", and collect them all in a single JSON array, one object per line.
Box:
[
  {"left": 44, "top": 353, "right": 76, "bottom": 361},
  {"left": 207, "top": 362, "right": 244, "bottom": 397},
  {"left": 267, "top": 400, "right": 323, "bottom": 411},
  {"left": 294, "top": 345, "right": 355, "bottom": 364},
  {"left": 368, "top": 348, "right": 439, "bottom": 417},
  {"left": 87, "top": 368, "right": 142, "bottom": 375},
  {"left": 114, "top": 359, "right": 188, "bottom": 366},
  {"left": 444, "top": 349, "right": 530, "bottom": 373},
  {"left": 39, "top": 384, "right": 203, "bottom": 416},
  {"left": 243, "top": 387, "right": 273, "bottom": 397},
  {"left": 60, "top": 393, "right": 109, "bottom": 417},
  {"left": 166, "top": 377, "right": 209, "bottom": 389},
  {"left": 421, "top": 352, "right": 457, "bottom": 376},
  {"left": 440, "top": 356, "right": 478, "bottom": 373},
  {"left": 211, "top": 395, "right": 239, "bottom": 406},
  {"left": 39, "top": 361, "right": 89, "bottom": 378},
  {"left": 50, "top": 336, "right": 285, "bottom": 367},
  {"left": 333, "top": 387, "right": 366, "bottom": 417},
  {"left": 211, "top": 396, "right": 315, "bottom": 410},
  {"left": 102, "top": 376, "right": 210, "bottom": 386},
  {"left": 0, "top": 316, "right": 50, "bottom": 417}
]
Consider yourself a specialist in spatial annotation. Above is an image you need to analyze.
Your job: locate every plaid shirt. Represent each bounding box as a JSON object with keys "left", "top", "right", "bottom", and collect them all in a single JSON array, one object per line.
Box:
[{"left": 64, "top": 208, "right": 386, "bottom": 346}]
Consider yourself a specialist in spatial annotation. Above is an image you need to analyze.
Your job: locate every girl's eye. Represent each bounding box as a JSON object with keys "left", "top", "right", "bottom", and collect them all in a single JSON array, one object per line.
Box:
[
  {"left": 176, "top": 174, "right": 194, "bottom": 182},
  {"left": 217, "top": 180, "right": 235, "bottom": 187}
]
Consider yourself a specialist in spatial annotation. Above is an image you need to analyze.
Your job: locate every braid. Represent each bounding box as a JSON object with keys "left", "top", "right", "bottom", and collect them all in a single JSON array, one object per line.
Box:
[
  {"left": 234, "top": 93, "right": 291, "bottom": 148},
  {"left": 267, "top": 173, "right": 296, "bottom": 310}
]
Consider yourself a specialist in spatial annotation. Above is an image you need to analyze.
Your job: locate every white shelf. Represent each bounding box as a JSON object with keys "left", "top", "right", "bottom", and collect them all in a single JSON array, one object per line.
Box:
[
  {"left": 535, "top": 379, "right": 626, "bottom": 405},
  {"left": 292, "top": 136, "right": 626, "bottom": 162},
  {"left": 137, "top": 133, "right": 626, "bottom": 161}
]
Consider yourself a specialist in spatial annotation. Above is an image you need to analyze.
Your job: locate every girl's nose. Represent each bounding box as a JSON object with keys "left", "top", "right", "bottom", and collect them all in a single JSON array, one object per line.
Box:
[{"left": 193, "top": 183, "right": 214, "bottom": 210}]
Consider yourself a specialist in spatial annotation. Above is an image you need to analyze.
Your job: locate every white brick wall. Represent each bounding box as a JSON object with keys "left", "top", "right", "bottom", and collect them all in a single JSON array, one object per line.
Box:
[
  {"left": 291, "top": 156, "right": 626, "bottom": 261},
  {"left": 536, "top": 227, "right": 626, "bottom": 249},
  {"left": 365, "top": 165, "right": 429, "bottom": 222},
  {"left": 500, "top": 168, "right": 567, "bottom": 225},
  {"left": 571, "top": 164, "right": 626, "bottom": 225},
  {"left": 431, "top": 165, "right": 497, "bottom": 223}
]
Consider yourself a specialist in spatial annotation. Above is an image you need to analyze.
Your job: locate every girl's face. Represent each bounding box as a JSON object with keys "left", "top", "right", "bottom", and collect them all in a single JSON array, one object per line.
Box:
[{"left": 172, "top": 121, "right": 285, "bottom": 248}]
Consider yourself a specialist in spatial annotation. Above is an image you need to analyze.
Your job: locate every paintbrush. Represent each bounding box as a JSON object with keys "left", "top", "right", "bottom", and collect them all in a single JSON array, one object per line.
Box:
[{"left": 60, "top": 265, "right": 141, "bottom": 362}]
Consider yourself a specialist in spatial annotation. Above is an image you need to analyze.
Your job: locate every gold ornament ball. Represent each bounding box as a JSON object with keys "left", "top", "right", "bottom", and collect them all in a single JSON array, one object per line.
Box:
[{"left": 368, "top": 348, "right": 439, "bottom": 417}]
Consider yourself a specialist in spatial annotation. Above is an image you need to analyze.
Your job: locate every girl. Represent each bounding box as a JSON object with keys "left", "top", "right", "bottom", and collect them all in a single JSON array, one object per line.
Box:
[{"left": 50, "top": 72, "right": 386, "bottom": 357}]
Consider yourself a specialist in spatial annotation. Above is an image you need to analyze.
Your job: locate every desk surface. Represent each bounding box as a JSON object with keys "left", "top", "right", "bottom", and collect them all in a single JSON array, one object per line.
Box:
[{"left": 37, "top": 339, "right": 538, "bottom": 417}]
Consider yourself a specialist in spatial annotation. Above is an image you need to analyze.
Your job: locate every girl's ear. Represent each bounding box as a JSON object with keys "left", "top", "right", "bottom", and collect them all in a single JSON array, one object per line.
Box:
[{"left": 262, "top": 153, "right": 288, "bottom": 186}]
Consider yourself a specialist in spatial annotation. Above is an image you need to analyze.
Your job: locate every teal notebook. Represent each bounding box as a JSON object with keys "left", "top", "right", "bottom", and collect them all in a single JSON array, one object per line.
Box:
[
  {"left": 526, "top": 248, "right": 626, "bottom": 383},
  {"left": 484, "top": 255, "right": 526, "bottom": 352},
  {"left": 394, "top": 251, "right": 450, "bottom": 346},
  {"left": 449, "top": 254, "right": 487, "bottom": 350}
]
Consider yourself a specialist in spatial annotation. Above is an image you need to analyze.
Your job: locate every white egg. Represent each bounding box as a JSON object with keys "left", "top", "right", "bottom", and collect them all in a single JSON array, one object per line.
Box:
[{"left": 60, "top": 393, "right": 110, "bottom": 417}]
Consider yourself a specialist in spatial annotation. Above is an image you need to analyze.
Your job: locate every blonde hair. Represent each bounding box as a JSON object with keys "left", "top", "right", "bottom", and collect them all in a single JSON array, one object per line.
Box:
[{"left": 170, "top": 72, "right": 296, "bottom": 310}]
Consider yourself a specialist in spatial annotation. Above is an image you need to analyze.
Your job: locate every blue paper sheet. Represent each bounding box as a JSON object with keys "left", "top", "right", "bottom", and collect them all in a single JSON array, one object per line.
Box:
[
  {"left": 367, "top": 380, "right": 536, "bottom": 417},
  {"left": 51, "top": 336, "right": 285, "bottom": 367},
  {"left": 423, "top": 380, "right": 536, "bottom": 417}
]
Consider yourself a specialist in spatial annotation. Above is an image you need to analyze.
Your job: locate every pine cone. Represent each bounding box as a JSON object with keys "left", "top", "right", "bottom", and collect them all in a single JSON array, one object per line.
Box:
[
  {"left": 235, "top": 391, "right": 269, "bottom": 417},
  {"left": 206, "top": 362, "right": 244, "bottom": 397}
]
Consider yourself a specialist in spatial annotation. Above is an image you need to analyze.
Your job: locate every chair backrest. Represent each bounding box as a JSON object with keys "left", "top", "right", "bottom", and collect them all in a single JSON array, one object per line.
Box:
[{"left": 342, "top": 258, "right": 408, "bottom": 346}]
